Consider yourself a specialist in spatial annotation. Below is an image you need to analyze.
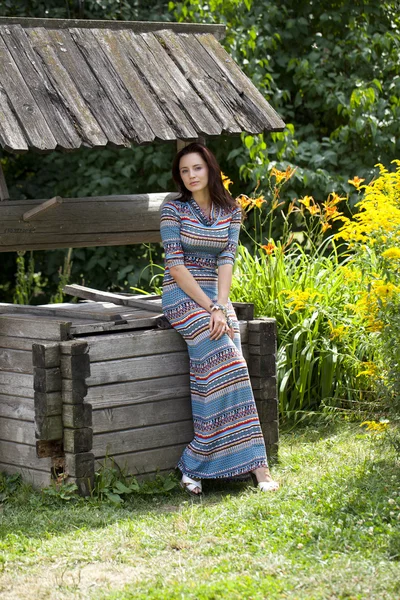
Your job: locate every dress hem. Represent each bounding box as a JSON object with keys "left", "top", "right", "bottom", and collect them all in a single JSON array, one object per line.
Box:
[{"left": 177, "top": 459, "right": 268, "bottom": 480}]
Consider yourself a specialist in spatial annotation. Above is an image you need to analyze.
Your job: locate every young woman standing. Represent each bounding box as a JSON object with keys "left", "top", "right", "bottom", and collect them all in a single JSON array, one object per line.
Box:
[{"left": 160, "top": 143, "right": 279, "bottom": 496}]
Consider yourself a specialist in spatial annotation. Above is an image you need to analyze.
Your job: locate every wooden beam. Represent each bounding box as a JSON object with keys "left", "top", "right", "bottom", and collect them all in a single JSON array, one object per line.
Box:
[
  {"left": 0, "top": 192, "right": 178, "bottom": 252},
  {"left": 63, "top": 284, "right": 162, "bottom": 314},
  {"left": 22, "top": 196, "right": 62, "bottom": 221},
  {"left": 0, "top": 17, "right": 226, "bottom": 40},
  {"left": 0, "top": 163, "right": 9, "bottom": 201}
]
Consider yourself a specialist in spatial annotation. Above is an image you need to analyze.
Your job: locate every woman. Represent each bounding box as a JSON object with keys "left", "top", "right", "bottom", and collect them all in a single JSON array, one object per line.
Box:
[{"left": 160, "top": 143, "right": 279, "bottom": 496}]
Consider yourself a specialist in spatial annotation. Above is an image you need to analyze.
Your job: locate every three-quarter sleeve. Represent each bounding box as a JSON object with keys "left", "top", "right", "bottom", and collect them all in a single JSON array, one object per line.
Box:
[
  {"left": 217, "top": 207, "right": 242, "bottom": 267},
  {"left": 160, "top": 202, "right": 185, "bottom": 268}
]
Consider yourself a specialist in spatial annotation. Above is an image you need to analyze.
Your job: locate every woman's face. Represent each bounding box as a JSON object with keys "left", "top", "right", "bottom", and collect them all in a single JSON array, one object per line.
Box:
[{"left": 179, "top": 152, "right": 209, "bottom": 194}]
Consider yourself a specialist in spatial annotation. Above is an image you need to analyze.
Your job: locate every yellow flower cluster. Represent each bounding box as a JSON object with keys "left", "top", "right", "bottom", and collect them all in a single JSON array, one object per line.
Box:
[
  {"left": 354, "top": 280, "right": 399, "bottom": 331},
  {"left": 221, "top": 172, "right": 233, "bottom": 191},
  {"left": 327, "top": 320, "right": 348, "bottom": 340},
  {"left": 337, "top": 161, "right": 400, "bottom": 245},
  {"left": 298, "top": 192, "right": 345, "bottom": 233},
  {"left": 360, "top": 420, "right": 389, "bottom": 433},
  {"left": 382, "top": 247, "right": 400, "bottom": 260},
  {"left": 280, "top": 288, "right": 322, "bottom": 313}
]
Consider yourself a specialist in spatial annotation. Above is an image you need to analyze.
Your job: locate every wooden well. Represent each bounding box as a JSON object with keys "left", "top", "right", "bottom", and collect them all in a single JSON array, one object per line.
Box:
[{"left": 0, "top": 300, "right": 278, "bottom": 493}]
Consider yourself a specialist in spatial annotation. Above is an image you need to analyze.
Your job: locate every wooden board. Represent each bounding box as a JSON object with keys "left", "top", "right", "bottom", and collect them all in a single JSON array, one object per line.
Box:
[
  {"left": 0, "top": 371, "right": 34, "bottom": 397},
  {"left": 0, "top": 415, "right": 35, "bottom": 445},
  {"left": 0, "top": 439, "right": 51, "bottom": 470},
  {"left": 87, "top": 351, "right": 189, "bottom": 386},
  {"left": 85, "top": 373, "right": 190, "bottom": 406},
  {"left": 0, "top": 462, "right": 51, "bottom": 488},
  {"left": 0, "top": 192, "right": 176, "bottom": 252},
  {"left": 0, "top": 314, "right": 70, "bottom": 340},
  {"left": 0, "top": 394, "right": 34, "bottom": 421},
  {"left": 92, "top": 419, "right": 194, "bottom": 457},
  {"left": 92, "top": 397, "right": 192, "bottom": 434},
  {"left": 0, "top": 348, "right": 33, "bottom": 373},
  {"left": 98, "top": 444, "right": 187, "bottom": 476}
]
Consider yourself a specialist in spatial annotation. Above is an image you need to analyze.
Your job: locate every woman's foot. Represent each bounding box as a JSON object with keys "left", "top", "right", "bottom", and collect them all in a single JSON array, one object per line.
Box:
[
  {"left": 180, "top": 474, "right": 202, "bottom": 497},
  {"left": 250, "top": 467, "right": 279, "bottom": 492}
]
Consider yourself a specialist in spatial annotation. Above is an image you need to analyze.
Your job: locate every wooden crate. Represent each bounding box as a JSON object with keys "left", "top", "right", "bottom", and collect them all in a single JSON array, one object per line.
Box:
[{"left": 0, "top": 301, "right": 278, "bottom": 494}]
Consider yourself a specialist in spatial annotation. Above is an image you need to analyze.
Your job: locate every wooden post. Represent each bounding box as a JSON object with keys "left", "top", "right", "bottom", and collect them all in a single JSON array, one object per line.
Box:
[
  {"left": 176, "top": 137, "right": 206, "bottom": 153},
  {"left": 33, "top": 343, "right": 63, "bottom": 442},
  {"left": 60, "top": 340, "right": 94, "bottom": 496},
  {"left": 0, "top": 163, "right": 9, "bottom": 201},
  {"left": 248, "top": 318, "right": 279, "bottom": 460}
]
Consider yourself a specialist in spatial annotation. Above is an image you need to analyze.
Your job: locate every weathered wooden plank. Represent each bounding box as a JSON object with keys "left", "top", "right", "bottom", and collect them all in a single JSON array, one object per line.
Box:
[
  {"left": 35, "top": 414, "right": 63, "bottom": 441},
  {"left": 92, "top": 397, "right": 192, "bottom": 434},
  {"left": 248, "top": 320, "right": 277, "bottom": 355},
  {"left": 261, "top": 420, "right": 279, "bottom": 446},
  {"left": 0, "top": 83, "right": 28, "bottom": 152},
  {"left": 198, "top": 34, "right": 285, "bottom": 133},
  {"left": 33, "top": 367, "right": 61, "bottom": 393},
  {"left": 0, "top": 302, "right": 117, "bottom": 322},
  {"left": 26, "top": 27, "right": 107, "bottom": 148},
  {"left": 248, "top": 318, "right": 276, "bottom": 332},
  {"left": 60, "top": 352, "right": 90, "bottom": 380},
  {"left": 0, "top": 438, "right": 51, "bottom": 469},
  {"left": 120, "top": 29, "right": 197, "bottom": 139},
  {"left": 64, "top": 452, "right": 95, "bottom": 478},
  {"left": 34, "top": 391, "right": 62, "bottom": 417},
  {"left": 71, "top": 317, "right": 158, "bottom": 335},
  {"left": 142, "top": 32, "right": 221, "bottom": 136},
  {"left": 87, "top": 351, "right": 189, "bottom": 386},
  {"left": 64, "top": 427, "right": 93, "bottom": 454},
  {"left": 0, "top": 314, "right": 70, "bottom": 340},
  {"left": 0, "top": 416, "right": 35, "bottom": 444},
  {"left": 80, "top": 329, "right": 187, "bottom": 362},
  {"left": 63, "top": 284, "right": 162, "bottom": 313},
  {"left": 0, "top": 370, "right": 33, "bottom": 394},
  {"left": 0, "top": 394, "right": 34, "bottom": 421},
  {"left": 93, "top": 419, "right": 194, "bottom": 457},
  {"left": 62, "top": 378, "right": 88, "bottom": 404},
  {"left": 85, "top": 373, "right": 189, "bottom": 406},
  {"left": 71, "top": 28, "right": 154, "bottom": 144},
  {"left": 0, "top": 192, "right": 176, "bottom": 252},
  {"left": 63, "top": 403, "right": 92, "bottom": 428},
  {"left": 0, "top": 28, "right": 58, "bottom": 151},
  {"left": 255, "top": 399, "right": 278, "bottom": 423},
  {"left": 100, "top": 444, "right": 187, "bottom": 476},
  {"left": 0, "top": 335, "right": 48, "bottom": 351},
  {"left": 47, "top": 27, "right": 130, "bottom": 147},
  {"left": 32, "top": 343, "right": 60, "bottom": 369},
  {"left": 95, "top": 28, "right": 175, "bottom": 142},
  {"left": 1, "top": 25, "right": 81, "bottom": 151},
  {"left": 0, "top": 18, "right": 225, "bottom": 38},
  {"left": 248, "top": 355, "right": 276, "bottom": 378},
  {"left": 0, "top": 347, "right": 33, "bottom": 373},
  {"left": 0, "top": 461, "right": 51, "bottom": 488},
  {"left": 0, "top": 162, "right": 9, "bottom": 200},
  {"left": 157, "top": 30, "right": 241, "bottom": 135},
  {"left": 0, "top": 231, "right": 161, "bottom": 253},
  {"left": 252, "top": 377, "right": 277, "bottom": 399}
]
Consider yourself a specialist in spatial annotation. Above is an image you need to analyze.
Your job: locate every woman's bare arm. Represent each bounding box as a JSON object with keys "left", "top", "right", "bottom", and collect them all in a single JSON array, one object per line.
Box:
[
  {"left": 169, "top": 265, "right": 213, "bottom": 311},
  {"left": 217, "top": 263, "right": 233, "bottom": 305}
]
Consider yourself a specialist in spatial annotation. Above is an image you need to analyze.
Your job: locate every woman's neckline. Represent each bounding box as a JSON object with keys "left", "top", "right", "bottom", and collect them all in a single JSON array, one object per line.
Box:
[{"left": 188, "top": 197, "right": 220, "bottom": 226}]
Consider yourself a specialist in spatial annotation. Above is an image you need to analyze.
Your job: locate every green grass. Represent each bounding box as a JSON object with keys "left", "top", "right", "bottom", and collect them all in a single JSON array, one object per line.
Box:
[{"left": 1, "top": 423, "right": 400, "bottom": 599}]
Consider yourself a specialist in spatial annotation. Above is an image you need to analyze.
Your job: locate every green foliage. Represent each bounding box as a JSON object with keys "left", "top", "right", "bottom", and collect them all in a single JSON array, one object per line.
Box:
[
  {"left": 172, "top": 0, "right": 400, "bottom": 199},
  {"left": 1, "top": 425, "right": 400, "bottom": 598},
  {"left": 13, "top": 251, "right": 47, "bottom": 304},
  {"left": 93, "top": 460, "right": 179, "bottom": 504},
  {"left": 0, "top": 472, "right": 22, "bottom": 503}
]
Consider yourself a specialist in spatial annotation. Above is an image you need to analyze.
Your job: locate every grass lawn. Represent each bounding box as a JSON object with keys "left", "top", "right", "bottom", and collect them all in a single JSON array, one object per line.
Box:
[{"left": 1, "top": 423, "right": 399, "bottom": 600}]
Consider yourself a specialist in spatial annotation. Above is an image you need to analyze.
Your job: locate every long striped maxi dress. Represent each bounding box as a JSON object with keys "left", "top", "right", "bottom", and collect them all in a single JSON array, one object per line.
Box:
[{"left": 160, "top": 197, "right": 269, "bottom": 479}]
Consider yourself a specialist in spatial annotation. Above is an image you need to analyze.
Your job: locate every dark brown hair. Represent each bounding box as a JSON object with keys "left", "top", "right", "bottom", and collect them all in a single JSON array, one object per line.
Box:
[{"left": 172, "top": 143, "right": 237, "bottom": 211}]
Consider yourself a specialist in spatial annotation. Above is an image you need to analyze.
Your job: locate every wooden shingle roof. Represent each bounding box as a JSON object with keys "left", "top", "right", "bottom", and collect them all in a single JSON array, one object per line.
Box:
[{"left": 0, "top": 17, "right": 285, "bottom": 153}]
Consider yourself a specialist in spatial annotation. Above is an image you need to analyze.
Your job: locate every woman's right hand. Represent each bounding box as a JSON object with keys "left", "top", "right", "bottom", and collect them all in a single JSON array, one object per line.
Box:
[{"left": 209, "top": 309, "right": 228, "bottom": 341}]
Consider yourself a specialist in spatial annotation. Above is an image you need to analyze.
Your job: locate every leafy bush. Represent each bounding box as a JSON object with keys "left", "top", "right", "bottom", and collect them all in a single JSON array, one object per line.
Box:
[{"left": 229, "top": 162, "right": 399, "bottom": 420}]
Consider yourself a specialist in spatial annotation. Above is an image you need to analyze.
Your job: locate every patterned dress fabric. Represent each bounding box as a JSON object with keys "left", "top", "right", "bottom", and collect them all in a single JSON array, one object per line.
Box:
[{"left": 160, "top": 197, "right": 268, "bottom": 479}]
